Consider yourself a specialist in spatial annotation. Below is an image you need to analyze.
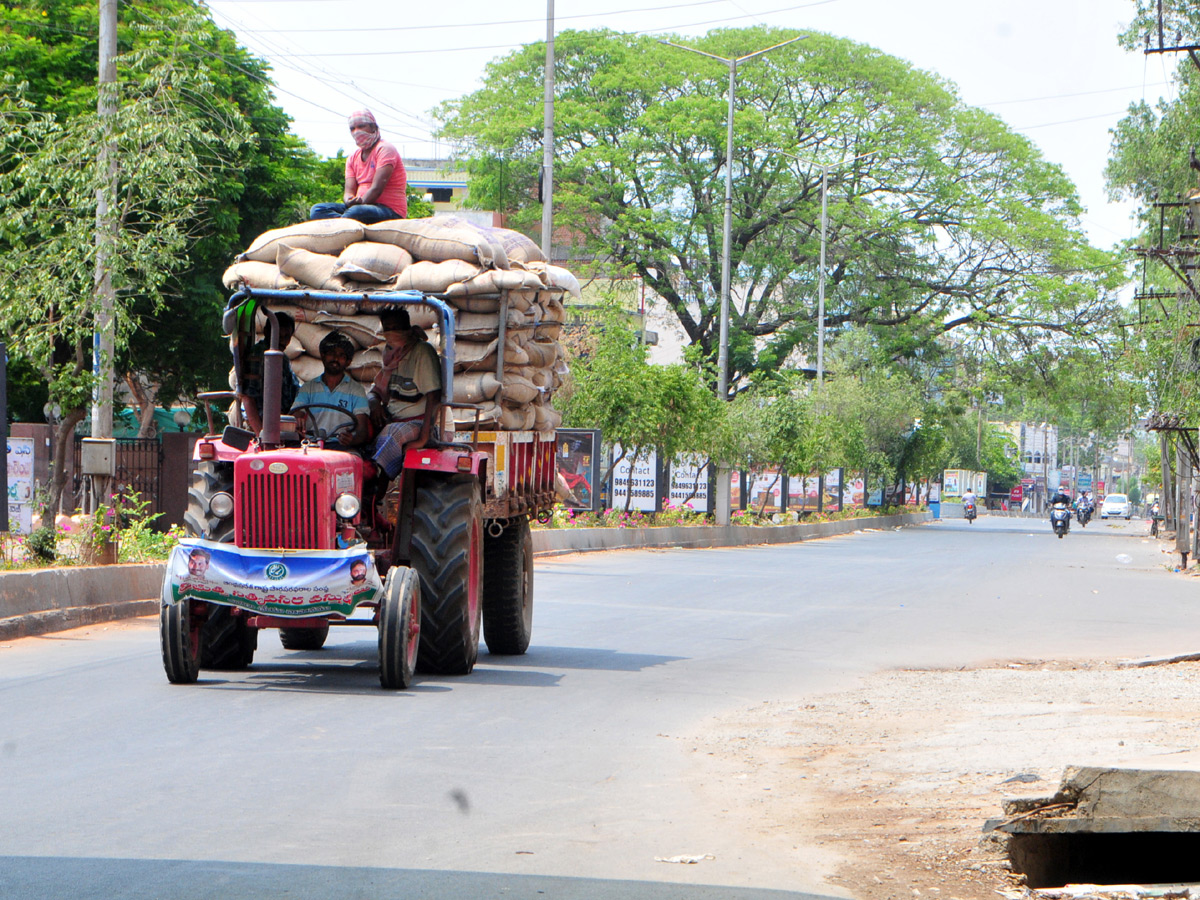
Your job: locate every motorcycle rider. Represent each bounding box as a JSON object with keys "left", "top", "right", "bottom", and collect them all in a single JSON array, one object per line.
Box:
[
  {"left": 1049, "top": 487, "right": 1072, "bottom": 536},
  {"left": 961, "top": 487, "right": 978, "bottom": 519}
]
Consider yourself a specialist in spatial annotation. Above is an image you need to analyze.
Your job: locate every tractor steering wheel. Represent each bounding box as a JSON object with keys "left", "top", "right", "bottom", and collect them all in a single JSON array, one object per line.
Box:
[{"left": 292, "top": 402, "right": 359, "bottom": 443}]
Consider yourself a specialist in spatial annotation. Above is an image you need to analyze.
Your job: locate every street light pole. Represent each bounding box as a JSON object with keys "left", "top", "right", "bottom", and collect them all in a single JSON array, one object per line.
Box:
[
  {"left": 763, "top": 147, "right": 874, "bottom": 384},
  {"left": 661, "top": 35, "right": 804, "bottom": 525},
  {"left": 817, "top": 163, "right": 827, "bottom": 385}
]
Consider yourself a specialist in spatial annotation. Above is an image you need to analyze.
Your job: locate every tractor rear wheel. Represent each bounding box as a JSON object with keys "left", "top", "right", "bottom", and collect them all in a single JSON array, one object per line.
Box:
[
  {"left": 379, "top": 566, "right": 421, "bottom": 689},
  {"left": 411, "top": 475, "right": 483, "bottom": 675},
  {"left": 482, "top": 515, "right": 533, "bottom": 656},
  {"left": 184, "top": 461, "right": 256, "bottom": 670},
  {"left": 280, "top": 623, "right": 330, "bottom": 651}
]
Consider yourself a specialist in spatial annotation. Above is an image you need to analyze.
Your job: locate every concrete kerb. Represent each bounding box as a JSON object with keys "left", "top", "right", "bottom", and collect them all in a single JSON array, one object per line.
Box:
[
  {"left": 0, "top": 564, "right": 164, "bottom": 641},
  {"left": 530, "top": 511, "right": 932, "bottom": 556},
  {"left": 0, "top": 512, "right": 932, "bottom": 640}
]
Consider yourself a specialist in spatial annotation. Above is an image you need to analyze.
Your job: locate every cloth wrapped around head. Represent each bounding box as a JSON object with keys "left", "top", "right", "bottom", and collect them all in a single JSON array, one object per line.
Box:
[{"left": 348, "top": 109, "right": 378, "bottom": 129}]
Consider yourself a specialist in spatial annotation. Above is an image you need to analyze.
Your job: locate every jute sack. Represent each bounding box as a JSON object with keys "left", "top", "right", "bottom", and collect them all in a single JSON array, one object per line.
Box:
[
  {"left": 291, "top": 354, "right": 324, "bottom": 383},
  {"left": 366, "top": 219, "right": 502, "bottom": 268},
  {"left": 453, "top": 339, "right": 500, "bottom": 372},
  {"left": 433, "top": 216, "right": 511, "bottom": 269},
  {"left": 523, "top": 338, "right": 561, "bottom": 369},
  {"left": 499, "top": 402, "right": 535, "bottom": 431},
  {"left": 455, "top": 308, "right": 528, "bottom": 342},
  {"left": 349, "top": 348, "right": 383, "bottom": 382},
  {"left": 478, "top": 225, "right": 545, "bottom": 264},
  {"left": 391, "top": 260, "right": 481, "bottom": 293},
  {"left": 526, "top": 262, "right": 581, "bottom": 298},
  {"left": 240, "top": 219, "right": 365, "bottom": 263},
  {"left": 451, "top": 400, "right": 501, "bottom": 426},
  {"left": 453, "top": 372, "right": 502, "bottom": 403},
  {"left": 503, "top": 289, "right": 536, "bottom": 313},
  {"left": 356, "top": 300, "right": 440, "bottom": 330},
  {"left": 499, "top": 373, "right": 540, "bottom": 405},
  {"left": 540, "top": 295, "right": 566, "bottom": 323},
  {"left": 290, "top": 295, "right": 362, "bottom": 316},
  {"left": 336, "top": 241, "right": 413, "bottom": 282},
  {"left": 223, "top": 261, "right": 300, "bottom": 291},
  {"left": 446, "top": 295, "right": 502, "bottom": 314},
  {"left": 304, "top": 313, "right": 380, "bottom": 349},
  {"left": 293, "top": 322, "right": 332, "bottom": 356},
  {"left": 443, "top": 268, "right": 544, "bottom": 297},
  {"left": 276, "top": 243, "right": 351, "bottom": 292},
  {"left": 533, "top": 403, "right": 563, "bottom": 432}
]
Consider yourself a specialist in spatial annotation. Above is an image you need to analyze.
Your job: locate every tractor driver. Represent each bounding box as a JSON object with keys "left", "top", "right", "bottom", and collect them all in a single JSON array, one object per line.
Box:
[
  {"left": 292, "top": 331, "right": 370, "bottom": 448},
  {"left": 368, "top": 308, "right": 442, "bottom": 478}
]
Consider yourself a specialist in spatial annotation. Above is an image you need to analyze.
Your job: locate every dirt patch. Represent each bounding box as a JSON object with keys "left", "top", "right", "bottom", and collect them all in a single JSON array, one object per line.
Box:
[{"left": 690, "top": 659, "right": 1200, "bottom": 899}]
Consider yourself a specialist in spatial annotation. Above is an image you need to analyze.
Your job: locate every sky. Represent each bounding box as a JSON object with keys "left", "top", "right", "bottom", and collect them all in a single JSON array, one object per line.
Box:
[{"left": 205, "top": 0, "right": 1181, "bottom": 250}]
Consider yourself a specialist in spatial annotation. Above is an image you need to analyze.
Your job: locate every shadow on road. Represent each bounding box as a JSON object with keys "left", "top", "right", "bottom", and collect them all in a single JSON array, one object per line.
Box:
[
  {"left": 1, "top": 855, "right": 839, "bottom": 900},
  {"left": 485, "top": 645, "right": 686, "bottom": 672},
  {"left": 178, "top": 644, "right": 681, "bottom": 694}
]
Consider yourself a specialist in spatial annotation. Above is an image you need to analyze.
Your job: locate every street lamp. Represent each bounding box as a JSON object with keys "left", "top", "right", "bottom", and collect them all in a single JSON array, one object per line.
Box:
[
  {"left": 763, "top": 148, "right": 875, "bottom": 384},
  {"left": 661, "top": 35, "right": 805, "bottom": 525}
]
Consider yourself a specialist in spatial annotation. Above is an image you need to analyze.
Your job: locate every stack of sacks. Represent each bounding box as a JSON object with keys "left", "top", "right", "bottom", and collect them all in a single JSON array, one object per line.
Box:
[{"left": 225, "top": 216, "right": 577, "bottom": 433}]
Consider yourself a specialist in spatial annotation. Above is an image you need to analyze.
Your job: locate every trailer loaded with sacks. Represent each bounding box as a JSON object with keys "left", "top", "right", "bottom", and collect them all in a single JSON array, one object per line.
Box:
[{"left": 160, "top": 217, "right": 571, "bottom": 689}]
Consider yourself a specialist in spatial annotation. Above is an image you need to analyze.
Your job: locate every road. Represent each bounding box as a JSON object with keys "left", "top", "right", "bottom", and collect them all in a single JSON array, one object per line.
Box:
[{"left": 0, "top": 515, "right": 1186, "bottom": 900}]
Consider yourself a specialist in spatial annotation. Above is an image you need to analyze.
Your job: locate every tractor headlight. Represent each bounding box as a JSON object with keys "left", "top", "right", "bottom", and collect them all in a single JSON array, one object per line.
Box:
[
  {"left": 334, "top": 492, "right": 361, "bottom": 519},
  {"left": 209, "top": 492, "right": 234, "bottom": 519}
]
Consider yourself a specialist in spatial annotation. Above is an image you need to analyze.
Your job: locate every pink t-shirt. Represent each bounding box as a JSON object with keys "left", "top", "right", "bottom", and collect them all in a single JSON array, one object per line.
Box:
[{"left": 346, "top": 140, "right": 407, "bottom": 217}]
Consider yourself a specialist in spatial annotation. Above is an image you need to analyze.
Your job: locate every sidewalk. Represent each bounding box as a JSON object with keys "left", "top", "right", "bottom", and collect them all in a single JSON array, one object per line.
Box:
[{"left": 0, "top": 511, "right": 932, "bottom": 640}]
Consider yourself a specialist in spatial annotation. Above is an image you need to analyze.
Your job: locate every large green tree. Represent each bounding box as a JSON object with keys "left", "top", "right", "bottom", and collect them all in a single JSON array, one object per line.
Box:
[
  {"left": 1, "top": 0, "right": 331, "bottom": 418},
  {"left": 1107, "top": 3, "right": 1200, "bottom": 422},
  {"left": 438, "top": 26, "right": 1122, "bottom": 395}
]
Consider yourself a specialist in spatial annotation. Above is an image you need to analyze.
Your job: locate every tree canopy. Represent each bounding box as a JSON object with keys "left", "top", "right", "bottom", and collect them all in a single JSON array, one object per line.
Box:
[
  {"left": 438, "top": 26, "right": 1124, "bottom": 395},
  {"left": 0, "top": 0, "right": 333, "bottom": 414}
]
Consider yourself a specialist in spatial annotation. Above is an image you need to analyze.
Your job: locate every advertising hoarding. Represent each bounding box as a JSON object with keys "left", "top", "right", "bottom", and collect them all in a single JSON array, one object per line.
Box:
[
  {"left": 7, "top": 436, "right": 34, "bottom": 535},
  {"left": 556, "top": 429, "right": 601, "bottom": 512},
  {"left": 611, "top": 445, "right": 659, "bottom": 512},
  {"left": 667, "top": 454, "right": 711, "bottom": 513}
]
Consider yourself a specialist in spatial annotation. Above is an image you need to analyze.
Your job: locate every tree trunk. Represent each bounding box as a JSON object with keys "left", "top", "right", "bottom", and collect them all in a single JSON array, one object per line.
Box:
[
  {"left": 43, "top": 406, "right": 87, "bottom": 520},
  {"left": 124, "top": 372, "right": 158, "bottom": 439}
]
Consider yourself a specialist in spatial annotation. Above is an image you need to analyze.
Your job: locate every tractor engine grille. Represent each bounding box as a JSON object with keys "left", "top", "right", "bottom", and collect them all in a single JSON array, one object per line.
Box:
[{"left": 237, "top": 471, "right": 322, "bottom": 549}]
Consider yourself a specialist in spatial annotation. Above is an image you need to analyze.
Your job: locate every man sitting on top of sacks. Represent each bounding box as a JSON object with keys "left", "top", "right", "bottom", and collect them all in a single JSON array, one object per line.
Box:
[
  {"left": 368, "top": 308, "right": 442, "bottom": 477},
  {"left": 309, "top": 109, "right": 407, "bottom": 225},
  {"left": 292, "top": 331, "right": 371, "bottom": 448}
]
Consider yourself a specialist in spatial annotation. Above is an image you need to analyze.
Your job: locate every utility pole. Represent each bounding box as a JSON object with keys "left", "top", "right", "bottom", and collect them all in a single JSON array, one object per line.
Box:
[
  {"left": 659, "top": 36, "right": 805, "bottom": 526},
  {"left": 540, "top": 0, "right": 555, "bottom": 262},
  {"left": 90, "top": 0, "right": 118, "bottom": 513}
]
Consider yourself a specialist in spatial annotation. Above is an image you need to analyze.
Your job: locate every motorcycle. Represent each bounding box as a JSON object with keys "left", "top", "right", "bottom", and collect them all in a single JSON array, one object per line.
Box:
[
  {"left": 963, "top": 498, "right": 977, "bottom": 523},
  {"left": 1076, "top": 504, "right": 1091, "bottom": 528},
  {"left": 1050, "top": 502, "right": 1072, "bottom": 539}
]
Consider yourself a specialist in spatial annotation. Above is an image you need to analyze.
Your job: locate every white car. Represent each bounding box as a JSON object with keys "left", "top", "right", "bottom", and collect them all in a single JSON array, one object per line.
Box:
[{"left": 1100, "top": 493, "right": 1132, "bottom": 519}]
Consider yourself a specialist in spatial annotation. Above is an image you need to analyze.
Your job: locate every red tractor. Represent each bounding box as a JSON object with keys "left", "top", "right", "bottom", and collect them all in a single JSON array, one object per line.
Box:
[{"left": 160, "top": 288, "right": 557, "bottom": 688}]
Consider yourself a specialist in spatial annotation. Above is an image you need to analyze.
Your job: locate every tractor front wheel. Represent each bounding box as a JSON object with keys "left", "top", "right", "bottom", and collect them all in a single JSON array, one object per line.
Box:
[
  {"left": 160, "top": 576, "right": 200, "bottom": 684},
  {"left": 482, "top": 515, "right": 533, "bottom": 656},
  {"left": 411, "top": 475, "right": 483, "bottom": 675},
  {"left": 185, "top": 461, "right": 256, "bottom": 670},
  {"left": 379, "top": 566, "right": 421, "bottom": 689}
]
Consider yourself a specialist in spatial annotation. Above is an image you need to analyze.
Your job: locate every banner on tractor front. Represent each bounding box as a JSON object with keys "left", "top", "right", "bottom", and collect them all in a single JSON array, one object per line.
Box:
[{"left": 165, "top": 538, "right": 382, "bottom": 617}]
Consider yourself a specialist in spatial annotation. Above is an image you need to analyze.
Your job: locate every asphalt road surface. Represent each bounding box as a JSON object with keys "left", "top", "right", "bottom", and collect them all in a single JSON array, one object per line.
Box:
[{"left": 1, "top": 514, "right": 1184, "bottom": 900}]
